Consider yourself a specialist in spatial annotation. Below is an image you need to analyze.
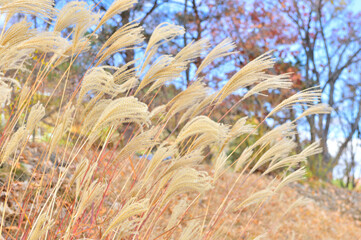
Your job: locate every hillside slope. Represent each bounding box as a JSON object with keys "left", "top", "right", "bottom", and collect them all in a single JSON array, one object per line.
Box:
[{"left": 203, "top": 168, "right": 361, "bottom": 239}]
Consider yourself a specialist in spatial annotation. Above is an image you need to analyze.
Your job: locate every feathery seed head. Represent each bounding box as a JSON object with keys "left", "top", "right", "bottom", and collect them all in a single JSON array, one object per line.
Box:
[
  {"left": 0, "top": 0, "right": 56, "bottom": 22},
  {"left": 176, "top": 116, "right": 230, "bottom": 147},
  {"left": 218, "top": 51, "right": 275, "bottom": 103},
  {"left": 87, "top": 97, "right": 150, "bottom": 147},
  {"left": 26, "top": 102, "right": 45, "bottom": 133},
  {"left": 96, "top": 0, "right": 138, "bottom": 31},
  {"left": 195, "top": 38, "right": 237, "bottom": 76},
  {"left": 102, "top": 198, "right": 149, "bottom": 239}
]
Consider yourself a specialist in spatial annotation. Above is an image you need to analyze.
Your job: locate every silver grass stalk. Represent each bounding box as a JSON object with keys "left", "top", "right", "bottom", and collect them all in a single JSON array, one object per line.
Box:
[
  {"left": 165, "top": 80, "right": 211, "bottom": 121},
  {"left": 77, "top": 67, "right": 125, "bottom": 105},
  {"left": 195, "top": 38, "right": 237, "bottom": 76},
  {"left": 18, "top": 32, "right": 70, "bottom": 56},
  {"left": 235, "top": 188, "right": 274, "bottom": 210},
  {"left": 176, "top": 116, "right": 230, "bottom": 146},
  {"left": 179, "top": 220, "right": 201, "bottom": 240},
  {"left": 241, "top": 73, "right": 292, "bottom": 100},
  {"left": 294, "top": 103, "right": 333, "bottom": 121},
  {"left": 166, "top": 199, "right": 188, "bottom": 231},
  {"left": 115, "top": 126, "right": 160, "bottom": 161},
  {"left": 86, "top": 97, "right": 150, "bottom": 147},
  {"left": 96, "top": 22, "right": 144, "bottom": 66},
  {"left": 54, "top": 2, "right": 94, "bottom": 32},
  {"left": 275, "top": 167, "right": 306, "bottom": 192},
  {"left": 267, "top": 87, "right": 322, "bottom": 117},
  {"left": 249, "top": 138, "right": 296, "bottom": 174},
  {"left": 140, "top": 22, "right": 185, "bottom": 74},
  {"left": 0, "top": 19, "right": 35, "bottom": 46},
  {"left": 217, "top": 51, "right": 275, "bottom": 103},
  {"left": 95, "top": 0, "right": 137, "bottom": 31},
  {"left": 161, "top": 167, "right": 212, "bottom": 206},
  {"left": 102, "top": 198, "right": 149, "bottom": 239},
  {"left": 0, "top": 0, "right": 56, "bottom": 21},
  {"left": 27, "top": 212, "right": 53, "bottom": 240},
  {"left": 26, "top": 102, "right": 45, "bottom": 133},
  {"left": 2, "top": 126, "right": 28, "bottom": 162}
]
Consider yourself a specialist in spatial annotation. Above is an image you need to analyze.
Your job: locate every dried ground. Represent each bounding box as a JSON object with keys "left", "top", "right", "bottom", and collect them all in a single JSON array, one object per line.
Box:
[
  {"left": 1, "top": 143, "right": 361, "bottom": 239},
  {"left": 205, "top": 168, "right": 361, "bottom": 239}
]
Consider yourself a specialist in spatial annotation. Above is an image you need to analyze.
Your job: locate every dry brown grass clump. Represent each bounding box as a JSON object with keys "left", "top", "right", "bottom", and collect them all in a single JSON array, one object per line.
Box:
[{"left": 0, "top": 0, "right": 332, "bottom": 239}]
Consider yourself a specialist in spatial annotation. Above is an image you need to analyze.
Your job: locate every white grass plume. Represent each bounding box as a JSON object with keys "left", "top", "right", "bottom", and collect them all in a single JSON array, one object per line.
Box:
[
  {"left": 275, "top": 167, "right": 306, "bottom": 192},
  {"left": 0, "top": 19, "right": 35, "bottom": 47},
  {"left": 174, "top": 38, "right": 210, "bottom": 64},
  {"left": 164, "top": 148, "right": 204, "bottom": 176},
  {"left": 0, "top": 0, "right": 56, "bottom": 22},
  {"left": 95, "top": 0, "right": 137, "bottom": 31},
  {"left": 161, "top": 167, "right": 212, "bottom": 206},
  {"left": 227, "top": 117, "right": 255, "bottom": 141},
  {"left": 77, "top": 66, "right": 124, "bottom": 104},
  {"left": 267, "top": 87, "right": 322, "bottom": 117},
  {"left": 166, "top": 199, "right": 188, "bottom": 231},
  {"left": 295, "top": 103, "right": 333, "bottom": 121},
  {"left": 263, "top": 141, "right": 321, "bottom": 175},
  {"left": 0, "top": 81, "right": 12, "bottom": 106},
  {"left": 102, "top": 198, "right": 149, "bottom": 239},
  {"left": 143, "top": 145, "right": 177, "bottom": 181},
  {"left": 188, "top": 92, "right": 218, "bottom": 120},
  {"left": 235, "top": 188, "right": 274, "bottom": 210},
  {"left": 249, "top": 138, "right": 295, "bottom": 174},
  {"left": 195, "top": 38, "right": 237, "bottom": 76},
  {"left": 140, "top": 23, "right": 185, "bottom": 73},
  {"left": 214, "top": 151, "right": 227, "bottom": 181},
  {"left": 217, "top": 51, "right": 275, "bottom": 103},
  {"left": 113, "top": 60, "right": 137, "bottom": 84},
  {"left": 252, "top": 122, "right": 296, "bottom": 149},
  {"left": 179, "top": 219, "right": 201, "bottom": 240},
  {"left": 81, "top": 99, "right": 112, "bottom": 134},
  {"left": 136, "top": 55, "right": 187, "bottom": 95},
  {"left": 72, "top": 4, "right": 100, "bottom": 44},
  {"left": 18, "top": 84, "right": 30, "bottom": 108},
  {"left": 241, "top": 73, "right": 292, "bottom": 100},
  {"left": 0, "top": 46, "right": 33, "bottom": 72},
  {"left": 73, "top": 181, "right": 104, "bottom": 221},
  {"left": 149, "top": 104, "right": 166, "bottom": 119},
  {"left": 49, "top": 106, "right": 75, "bottom": 154},
  {"left": 235, "top": 147, "right": 253, "bottom": 172},
  {"left": 26, "top": 102, "right": 45, "bottom": 133},
  {"left": 2, "top": 126, "right": 28, "bottom": 162},
  {"left": 96, "top": 22, "right": 144, "bottom": 66},
  {"left": 116, "top": 127, "right": 160, "bottom": 160},
  {"left": 27, "top": 212, "right": 53, "bottom": 240},
  {"left": 54, "top": 2, "right": 94, "bottom": 32},
  {"left": 176, "top": 116, "right": 230, "bottom": 146},
  {"left": 18, "top": 32, "right": 70, "bottom": 56},
  {"left": 165, "top": 80, "right": 211, "bottom": 121},
  {"left": 87, "top": 97, "right": 150, "bottom": 147}
]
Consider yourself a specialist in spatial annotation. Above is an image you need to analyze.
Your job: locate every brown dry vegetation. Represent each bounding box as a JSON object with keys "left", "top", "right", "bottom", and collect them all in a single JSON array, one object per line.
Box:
[{"left": 3, "top": 143, "right": 361, "bottom": 239}]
